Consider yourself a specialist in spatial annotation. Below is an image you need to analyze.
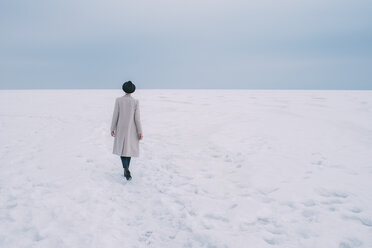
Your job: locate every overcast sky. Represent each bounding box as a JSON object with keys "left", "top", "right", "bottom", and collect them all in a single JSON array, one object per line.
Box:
[{"left": 0, "top": 0, "right": 371, "bottom": 89}]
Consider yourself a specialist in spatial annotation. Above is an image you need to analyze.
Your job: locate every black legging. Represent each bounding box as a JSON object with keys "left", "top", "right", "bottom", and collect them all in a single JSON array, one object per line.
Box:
[{"left": 120, "top": 156, "right": 131, "bottom": 169}]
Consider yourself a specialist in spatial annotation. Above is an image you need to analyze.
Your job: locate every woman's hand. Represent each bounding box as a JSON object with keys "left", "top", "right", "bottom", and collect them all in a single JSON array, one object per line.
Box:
[
  {"left": 111, "top": 131, "right": 115, "bottom": 137},
  {"left": 139, "top": 133, "right": 143, "bottom": 140}
]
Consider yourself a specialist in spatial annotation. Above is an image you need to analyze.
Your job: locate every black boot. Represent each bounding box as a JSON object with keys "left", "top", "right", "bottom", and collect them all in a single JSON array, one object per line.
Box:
[
  {"left": 124, "top": 168, "right": 132, "bottom": 181},
  {"left": 126, "top": 170, "right": 132, "bottom": 181}
]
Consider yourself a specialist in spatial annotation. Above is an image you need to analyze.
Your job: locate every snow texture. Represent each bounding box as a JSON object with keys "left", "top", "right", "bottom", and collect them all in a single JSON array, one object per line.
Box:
[{"left": 0, "top": 90, "right": 371, "bottom": 248}]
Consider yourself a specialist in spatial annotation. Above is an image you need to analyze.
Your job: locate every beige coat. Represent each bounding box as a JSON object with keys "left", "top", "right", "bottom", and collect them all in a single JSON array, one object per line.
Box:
[{"left": 111, "top": 94, "right": 143, "bottom": 157}]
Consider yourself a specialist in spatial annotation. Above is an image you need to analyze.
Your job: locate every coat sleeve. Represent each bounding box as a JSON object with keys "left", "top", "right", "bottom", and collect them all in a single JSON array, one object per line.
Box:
[
  {"left": 134, "top": 100, "right": 143, "bottom": 135},
  {"left": 110, "top": 98, "right": 119, "bottom": 132}
]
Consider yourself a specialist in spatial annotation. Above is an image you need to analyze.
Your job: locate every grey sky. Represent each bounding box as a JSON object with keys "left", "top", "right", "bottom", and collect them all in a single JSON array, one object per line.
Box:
[{"left": 0, "top": 0, "right": 371, "bottom": 89}]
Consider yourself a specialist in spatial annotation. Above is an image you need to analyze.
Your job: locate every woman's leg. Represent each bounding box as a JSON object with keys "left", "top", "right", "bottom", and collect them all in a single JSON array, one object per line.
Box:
[
  {"left": 120, "top": 156, "right": 130, "bottom": 169},
  {"left": 127, "top": 157, "right": 131, "bottom": 168},
  {"left": 120, "top": 156, "right": 132, "bottom": 180}
]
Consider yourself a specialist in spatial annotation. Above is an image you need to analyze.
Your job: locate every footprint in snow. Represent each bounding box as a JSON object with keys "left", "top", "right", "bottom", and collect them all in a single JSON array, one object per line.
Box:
[
  {"left": 138, "top": 231, "right": 153, "bottom": 244},
  {"left": 204, "top": 214, "right": 229, "bottom": 223},
  {"left": 339, "top": 238, "right": 363, "bottom": 248},
  {"left": 280, "top": 201, "right": 297, "bottom": 210},
  {"left": 224, "top": 154, "right": 232, "bottom": 162},
  {"left": 263, "top": 237, "right": 282, "bottom": 245},
  {"left": 229, "top": 203, "right": 238, "bottom": 209},
  {"left": 349, "top": 207, "right": 362, "bottom": 213},
  {"left": 266, "top": 227, "right": 285, "bottom": 236},
  {"left": 359, "top": 217, "right": 372, "bottom": 227},
  {"left": 302, "top": 200, "right": 316, "bottom": 207},
  {"left": 316, "top": 188, "right": 348, "bottom": 199},
  {"left": 302, "top": 209, "right": 317, "bottom": 218},
  {"left": 328, "top": 206, "right": 338, "bottom": 212},
  {"left": 311, "top": 152, "right": 327, "bottom": 166},
  {"left": 257, "top": 187, "right": 279, "bottom": 195},
  {"left": 342, "top": 215, "right": 372, "bottom": 227}
]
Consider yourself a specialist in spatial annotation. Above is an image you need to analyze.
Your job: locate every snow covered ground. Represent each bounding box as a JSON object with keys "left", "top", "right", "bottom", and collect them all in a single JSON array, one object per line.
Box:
[{"left": 0, "top": 89, "right": 371, "bottom": 248}]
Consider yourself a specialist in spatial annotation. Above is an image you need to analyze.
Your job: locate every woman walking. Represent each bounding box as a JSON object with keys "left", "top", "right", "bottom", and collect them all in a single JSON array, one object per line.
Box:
[{"left": 111, "top": 81, "right": 143, "bottom": 180}]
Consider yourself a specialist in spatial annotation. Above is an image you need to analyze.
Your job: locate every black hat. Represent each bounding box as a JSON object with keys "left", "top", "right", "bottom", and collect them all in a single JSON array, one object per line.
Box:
[{"left": 122, "top": 81, "right": 136, "bottom": 93}]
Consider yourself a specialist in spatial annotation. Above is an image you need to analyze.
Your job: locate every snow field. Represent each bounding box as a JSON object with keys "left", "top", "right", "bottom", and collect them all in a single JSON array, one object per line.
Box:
[{"left": 0, "top": 89, "right": 371, "bottom": 248}]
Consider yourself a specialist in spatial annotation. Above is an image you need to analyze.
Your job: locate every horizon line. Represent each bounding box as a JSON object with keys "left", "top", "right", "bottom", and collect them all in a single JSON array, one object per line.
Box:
[{"left": 1, "top": 88, "right": 371, "bottom": 91}]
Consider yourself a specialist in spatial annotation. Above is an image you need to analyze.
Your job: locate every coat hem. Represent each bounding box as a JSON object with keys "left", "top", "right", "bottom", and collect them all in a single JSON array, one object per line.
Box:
[{"left": 113, "top": 151, "right": 139, "bottom": 157}]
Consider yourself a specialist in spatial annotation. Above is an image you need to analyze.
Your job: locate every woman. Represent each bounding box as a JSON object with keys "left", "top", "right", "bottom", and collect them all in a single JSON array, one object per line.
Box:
[{"left": 111, "top": 81, "right": 143, "bottom": 180}]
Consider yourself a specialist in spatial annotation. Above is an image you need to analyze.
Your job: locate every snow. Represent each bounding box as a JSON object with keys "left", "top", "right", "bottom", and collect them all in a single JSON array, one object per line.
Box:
[{"left": 0, "top": 89, "right": 371, "bottom": 248}]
